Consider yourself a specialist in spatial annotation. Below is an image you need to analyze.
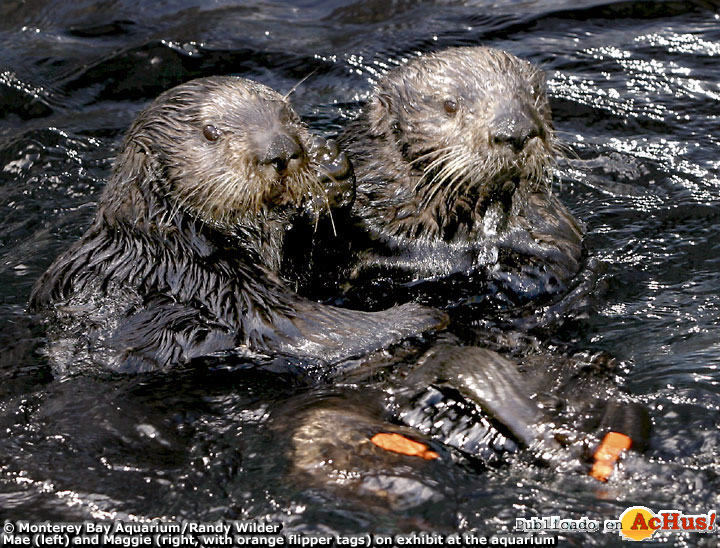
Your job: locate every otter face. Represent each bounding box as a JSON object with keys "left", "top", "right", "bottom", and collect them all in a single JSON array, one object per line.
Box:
[
  {"left": 368, "top": 47, "right": 557, "bottom": 232},
  {"left": 125, "top": 76, "right": 350, "bottom": 229}
]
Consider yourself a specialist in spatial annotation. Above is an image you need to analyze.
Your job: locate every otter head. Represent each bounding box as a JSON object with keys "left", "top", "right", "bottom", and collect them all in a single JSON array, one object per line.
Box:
[
  {"left": 365, "top": 47, "right": 557, "bottom": 239},
  {"left": 110, "top": 76, "right": 350, "bottom": 232}
]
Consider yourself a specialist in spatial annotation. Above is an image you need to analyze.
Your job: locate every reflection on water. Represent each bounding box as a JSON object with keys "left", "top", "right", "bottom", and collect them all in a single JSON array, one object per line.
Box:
[{"left": 1, "top": 0, "right": 720, "bottom": 543}]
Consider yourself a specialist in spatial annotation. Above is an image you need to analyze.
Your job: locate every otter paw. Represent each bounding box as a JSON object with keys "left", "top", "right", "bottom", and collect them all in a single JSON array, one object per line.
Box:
[
  {"left": 309, "top": 136, "right": 355, "bottom": 210},
  {"left": 391, "top": 303, "right": 449, "bottom": 335}
]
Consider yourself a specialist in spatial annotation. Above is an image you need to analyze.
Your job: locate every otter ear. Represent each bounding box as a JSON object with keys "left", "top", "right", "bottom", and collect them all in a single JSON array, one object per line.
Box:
[
  {"left": 113, "top": 138, "right": 157, "bottom": 187},
  {"left": 369, "top": 91, "right": 399, "bottom": 137},
  {"left": 100, "top": 138, "right": 161, "bottom": 225},
  {"left": 377, "top": 91, "right": 393, "bottom": 112}
]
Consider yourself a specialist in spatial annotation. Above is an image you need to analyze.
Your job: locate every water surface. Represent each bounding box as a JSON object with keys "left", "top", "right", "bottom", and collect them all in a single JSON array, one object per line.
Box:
[{"left": 1, "top": 1, "right": 719, "bottom": 546}]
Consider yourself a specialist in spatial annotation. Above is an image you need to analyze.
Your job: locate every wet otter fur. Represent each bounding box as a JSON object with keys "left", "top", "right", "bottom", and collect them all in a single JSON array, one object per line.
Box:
[
  {"left": 334, "top": 47, "right": 584, "bottom": 309},
  {"left": 29, "top": 76, "right": 446, "bottom": 373}
]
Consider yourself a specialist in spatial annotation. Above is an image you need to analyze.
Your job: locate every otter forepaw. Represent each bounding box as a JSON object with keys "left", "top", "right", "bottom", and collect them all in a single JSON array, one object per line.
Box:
[
  {"left": 391, "top": 302, "right": 449, "bottom": 335},
  {"left": 309, "top": 136, "right": 355, "bottom": 210}
]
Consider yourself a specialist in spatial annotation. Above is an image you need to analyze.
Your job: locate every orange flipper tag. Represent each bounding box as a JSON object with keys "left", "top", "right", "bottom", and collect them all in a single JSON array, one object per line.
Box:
[
  {"left": 590, "top": 431, "right": 633, "bottom": 482},
  {"left": 370, "top": 432, "right": 439, "bottom": 460}
]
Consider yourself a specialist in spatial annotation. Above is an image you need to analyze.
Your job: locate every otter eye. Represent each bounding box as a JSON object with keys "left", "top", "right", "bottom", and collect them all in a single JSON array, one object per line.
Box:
[
  {"left": 443, "top": 99, "right": 458, "bottom": 116},
  {"left": 202, "top": 125, "right": 221, "bottom": 142}
]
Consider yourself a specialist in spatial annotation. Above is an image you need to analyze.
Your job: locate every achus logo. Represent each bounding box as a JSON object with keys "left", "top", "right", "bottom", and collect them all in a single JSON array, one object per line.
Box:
[{"left": 619, "top": 506, "right": 716, "bottom": 541}]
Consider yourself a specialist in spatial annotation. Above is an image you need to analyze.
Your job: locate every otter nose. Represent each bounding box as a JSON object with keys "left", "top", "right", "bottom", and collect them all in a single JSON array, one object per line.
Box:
[
  {"left": 260, "top": 133, "right": 304, "bottom": 174},
  {"left": 490, "top": 104, "right": 543, "bottom": 153}
]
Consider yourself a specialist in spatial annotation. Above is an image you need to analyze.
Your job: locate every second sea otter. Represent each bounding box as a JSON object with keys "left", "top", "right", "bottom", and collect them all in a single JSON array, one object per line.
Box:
[{"left": 332, "top": 46, "right": 584, "bottom": 310}]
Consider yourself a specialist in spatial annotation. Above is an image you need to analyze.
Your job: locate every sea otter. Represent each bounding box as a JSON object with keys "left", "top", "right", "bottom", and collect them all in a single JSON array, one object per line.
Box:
[
  {"left": 326, "top": 46, "right": 584, "bottom": 311},
  {"left": 29, "top": 76, "right": 446, "bottom": 373}
]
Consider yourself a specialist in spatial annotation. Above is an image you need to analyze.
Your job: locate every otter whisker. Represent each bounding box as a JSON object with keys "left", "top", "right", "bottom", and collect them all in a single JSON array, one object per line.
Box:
[
  {"left": 314, "top": 166, "right": 346, "bottom": 237},
  {"left": 414, "top": 157, "right": 451, "bottom": 194},
  {"left": 283, "top": 69, "right": 318, "bottom": 101},
  {"left": 422, "top": 147, "right": 463, "bottom": 181},
  {"left": 201, "top": 174, "right": 238, "bottom": 220},
  {"left": 196, "top": 179, "right": 228, "bottom": 219},
  {"left": 417, "top": 149, "right": 466, "bottom": 208},
  {"left": 420, "top": 149, "right": 461, "bottom": 179},
  {"left": 446, "top": 155, "right": 496, "bottom": 207},
  {"left": 430, "top": 158, "right": 463, "bottom": 199},
  {"left": 169, "top": 180, "right": 212, "bottom": 224},
  {"left": 419, "top": 158, "right": 468, "bottom": 212},
  {"left": 431, "top": 149, "right": 469, "bottom": 187},
  {"left": 320, "top": 187, "right": 338, "bottom": 238},
  {"left": 553, "top": 141, "right": 577, "bottom": 161},
  {"left": 412, "top": 149, "right": 459, "bottom": 195},
  {"left": 410, "top": 145, "right": 455, "bottom": 169},
  {"left": 443, "top": 152, "right": 477, "bottom": 206}
]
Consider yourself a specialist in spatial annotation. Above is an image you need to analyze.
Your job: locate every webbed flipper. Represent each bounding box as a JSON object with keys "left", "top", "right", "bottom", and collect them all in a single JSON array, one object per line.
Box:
[{"left": 399, "top": 344, "right": 559, "bottom": 454}]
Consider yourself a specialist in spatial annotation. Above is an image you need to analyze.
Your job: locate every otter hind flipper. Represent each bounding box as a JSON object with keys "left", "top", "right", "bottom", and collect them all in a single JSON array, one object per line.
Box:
[
  {"left": 596, "top": 401, "right": 651, "bottom": 453},
  {"left": 405, "top": 345, "right": 555, "bottom": 449}
]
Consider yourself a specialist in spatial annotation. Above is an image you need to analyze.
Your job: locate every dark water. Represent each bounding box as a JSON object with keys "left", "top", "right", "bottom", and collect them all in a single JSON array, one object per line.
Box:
[{"left": 1, "top": 0, "right": 719, "bottom": 545}]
